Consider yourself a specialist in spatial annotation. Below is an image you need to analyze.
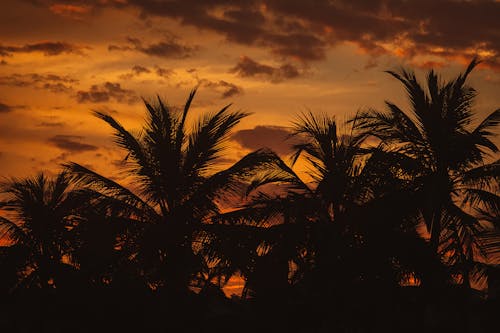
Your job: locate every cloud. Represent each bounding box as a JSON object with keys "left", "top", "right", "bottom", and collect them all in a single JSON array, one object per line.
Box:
[
  {"left": 47, "top": 135, "right": 98, "bottom": 153},
  {"left": 230, "top": 56, "right": 301, "bottom": 83},
  {"left": 11, "top": 1, "right": 499, "bottom": 70},
  {"left": 0, "top": 102, "right": 27, "bottom": 113},
  {"left": 200, "top": 79, "right": 244, "bottom": 99},
  {"left": 0, "top": 41, "right": 86, "bottom": 56},
  {"left": 0, "top": 102, "right": 13, "bottom": 113},
  {"left": 131, "top": 65, "right": 150, "bottom": 75},
  {"left": 120, "top": 65, "right": 173, "bottom": 80},
  {"left": 232, "top": 125, "right": 302, "bottom": 156},
  {"left": 49, "top": 4, "right": 91, "bottom": 19},
  {"left": 0, "top": 73, "right": 78, "bottom": 93},
  {"left": 123, "top": 1, "right": 327, "bottom": 62},
  {"left": 109, "top": 36, "right": 197, "bottom": 58},
  {"left": 155, "top": 66, "right": 174, "bottom": 78},
  {"left": 37, "top": 121, "right": 65, "bottom": 127},
  {"left": 264, "top": 32, "right": 327, "bottom": 61},
  {"left": 119, "top": 65, "right": 152, "bottom": 79},
  {"left": 118, "top": 0, "right": 499, "bottom": 69},
  {"left": 76, "top": 82, "right": 138, "bottom": 104}
]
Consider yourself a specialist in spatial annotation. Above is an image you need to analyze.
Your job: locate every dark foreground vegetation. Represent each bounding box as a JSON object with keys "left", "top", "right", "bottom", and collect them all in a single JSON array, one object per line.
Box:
[{"left": 1, "top": 59, "right": 499, "bottom": 332}]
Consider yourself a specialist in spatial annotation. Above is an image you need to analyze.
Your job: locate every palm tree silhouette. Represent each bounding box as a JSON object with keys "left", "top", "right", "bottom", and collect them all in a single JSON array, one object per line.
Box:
[
  {"left": 0, "top": 172, "right": 80, "bottom": 290},
  {"left": 65, "top": 89, "right": 277, "bottom": 296},
  {"left": 354, "top": 59, "right": 500, "bottom": 287},
  {"left": 237, "top": 114, "right": 415, "bottom": 296}
]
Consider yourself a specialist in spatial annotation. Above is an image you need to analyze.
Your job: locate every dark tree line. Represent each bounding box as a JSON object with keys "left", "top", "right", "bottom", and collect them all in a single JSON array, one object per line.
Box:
[{"left": 1, "top": 60, "right": 499, "bottom": 332}]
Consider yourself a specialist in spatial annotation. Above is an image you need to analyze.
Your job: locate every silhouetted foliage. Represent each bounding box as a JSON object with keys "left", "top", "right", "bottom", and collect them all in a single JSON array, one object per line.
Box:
[
  {"left": 0, "top": 61, "right": 498, "bottom": 332},
  {"left": 354, "top": 58, "right": 500, "bottom": 288}
]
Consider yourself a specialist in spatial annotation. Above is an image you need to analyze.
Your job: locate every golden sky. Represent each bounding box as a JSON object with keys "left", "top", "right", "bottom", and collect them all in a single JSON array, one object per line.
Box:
[{"left": 1, "top": 0, "right": 499, "bottom": 181}]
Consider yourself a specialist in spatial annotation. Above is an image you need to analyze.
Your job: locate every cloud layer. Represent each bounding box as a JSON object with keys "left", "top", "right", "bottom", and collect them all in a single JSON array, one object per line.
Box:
[
  {"left": 76, "top": 82, "right": 138, "bottom": 104},
  {"left": 0, "top": 41, "right": 85, "bottom": 56},
  {"left": 232, "top": 125, "right": 302, "bottom": 156},
  {"left": 109, "top": 36, "right": 197, "bottom": 59},
  {"left": 122, "top": 0, "right": 500, "bottom": 69},
  {"left": 47, "top": 135, "right": 98, "bottom": 153}
]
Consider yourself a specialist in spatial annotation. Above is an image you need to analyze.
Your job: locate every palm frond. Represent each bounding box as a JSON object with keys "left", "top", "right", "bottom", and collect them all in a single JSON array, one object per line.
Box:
[
  {"left": 93, "top": 111, "right": 155, "bottom": 184},
  {"left": 472, "top": 108, "right": 500, "bottom": 153},
  {"left": 477, "top": 230, "right": 500, "bottom": 263},
  {"left": 190, "top": 149, "right": 294, "bottom": 206},
  {"left": 461, "top": 159, "right": 499, "bottom": 187},
  {"left": 462, "top": 188, "right": 500, "bottom": 217},
  {"left": 0, "top": 216, "right": 26, "bottom": 244},
  {"left": 183, "top": 106, "right": 249, "bottom": 177},
  {"left": 64, "top": 162, "right": 157, "bottom": 219},
  {"left": 175, "top": 88, "right": 197, "bottom": 154}
]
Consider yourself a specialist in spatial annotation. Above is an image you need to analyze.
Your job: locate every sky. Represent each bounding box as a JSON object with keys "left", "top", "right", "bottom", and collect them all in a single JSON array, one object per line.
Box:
[{"left": 1, "top": 0, "right": 499, "bottom": 181}]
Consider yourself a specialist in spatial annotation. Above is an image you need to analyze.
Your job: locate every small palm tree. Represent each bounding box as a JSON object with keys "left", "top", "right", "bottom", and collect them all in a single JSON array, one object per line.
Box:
[
  {"left": 354, "top": 59, "right": 500, "bottom": 286},
  {"left": 0, "top": 172, "right": 81, "bottom": 290},
  {"left": 66, "top": 89, "right": 276, "bottom": 295}
]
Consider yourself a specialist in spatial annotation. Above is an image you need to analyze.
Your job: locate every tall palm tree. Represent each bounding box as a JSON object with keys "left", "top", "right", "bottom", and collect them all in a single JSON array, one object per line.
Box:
[
  {"left": 0, "top": 172, "right": 81, "bottom": 290},
  {"left": 65, "top": 89, "right": 277, "bottom": 296},
  {"left": 354, "top": 59, "right": 500, "bottom": 286}
]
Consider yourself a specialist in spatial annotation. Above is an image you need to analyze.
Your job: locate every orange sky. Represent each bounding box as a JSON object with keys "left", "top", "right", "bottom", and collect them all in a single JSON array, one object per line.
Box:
[{"left": 1, "top": 0, "right": 499, "bottom": 182}]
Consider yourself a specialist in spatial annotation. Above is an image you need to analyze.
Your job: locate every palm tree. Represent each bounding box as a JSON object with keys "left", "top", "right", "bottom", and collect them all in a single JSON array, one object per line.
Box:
[
  {"left": 67, "top": 201, "right": 133, "bottom": 288},
  {"left": 0, "top": 172, "right": 81, "bottom": 290},
  {"left": 354, "top": 59, "right": 500, "bottom": 287},
  {"left": 65, "top": 89, "right": 277, "bottom": 296},
  {"left": 233, "top": 113, "right": 431, "bottom": 300}
]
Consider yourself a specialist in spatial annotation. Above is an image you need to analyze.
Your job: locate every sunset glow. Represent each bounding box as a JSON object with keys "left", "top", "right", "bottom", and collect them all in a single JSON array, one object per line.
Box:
[
  {"left": 1, "top": 1, "right": 499, "bottom": 332},
  {"left": 1, "top": 0, "right": 498, "bottom": 181}
]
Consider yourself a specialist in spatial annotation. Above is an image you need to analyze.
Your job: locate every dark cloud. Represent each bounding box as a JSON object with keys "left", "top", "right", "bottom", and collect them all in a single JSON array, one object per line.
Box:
[
  {"left": 37, "top": 121, "right": 65, "bottom": 127},
  {"left": 0, "top": 41, "right": 86, "bottom": 57},
  {"left": 200, "top": 79, "right": 244, "bottom": 99},
  {"left": 120, "top": 0, "right": 499, "bottom": 68},
  {"left": 155, "top": 66, "right": 174, "bottom": 78},
  {"left": 230, "top": 56, "right": 301, "bottom": 83},
  {"left": 119, "top": 65, "right": 152, "bottom": 79},
  {"left": 0, "top": 102, "right": 27, "bottom": 113},
  {"left": 0, "top": 73, "right": 77, "bottom": 93},
  {"left": 119, "top": 65, "right": 173, "bottom": 80},
  {"left": 232, "top": 125, "right": 302, "bottom": 156},
  {"left": 123, "top": 1, "right": 326, "bottom": 62},
  {"left": 109, "top": 36, "right": 197, "bottom": 58},
  {"left": 47, "top": 135, "right": 98, "bottom": 153},
  {"left": 13, "top": 1, "right": 500, "bottom": 69},
  {"left": 140, "top": 40, "right": 195, "bottom": 58},
  {"left": 131, "top": 65, "right": 150, "bottom": 75},
  {"left": 76, "top": 82, "right": 138, "bottom": 104},
  {"left": 0, "top": 102, "right": 13, "bottom": 113},
  {"left": 265, "top": 32, "right": 327, "bottom": 61}
]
